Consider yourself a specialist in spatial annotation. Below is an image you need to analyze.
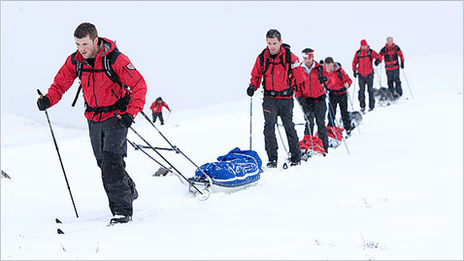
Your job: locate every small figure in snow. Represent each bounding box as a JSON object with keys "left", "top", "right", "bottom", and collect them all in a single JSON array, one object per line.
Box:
[
  {"left": 352, "top": 39, "right": 382, "bottom": 112},
  {"left": 247, "top": 29, "right": 301, "bottom": 168},
  {"left": 293, "top": 48, "right": 329, "bottom": 154},
  {"left": 324, "top": 57, "right": 353, "bottom": 135},
  {"left": 36, "top": 22, "right": 147, "bottom": 224},
  {"left": 150, "top": 97, "right": 171, "bottom": 125},
  {"left": 378, "top": 36, "right": 405, "bottom": 99}
]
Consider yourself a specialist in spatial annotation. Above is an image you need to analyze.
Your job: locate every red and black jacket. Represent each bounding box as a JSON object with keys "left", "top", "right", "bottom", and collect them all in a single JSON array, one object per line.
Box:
[
  {"left": 379, "top": 43, "right": 404, "bottom": 71},
  {"left": 45, "top": 37, "right": 147, "bottom": 122},
  {"left": 352, "top": 46, "right": 382, "bottom": 77},
  {"left": 249, "top": 45, "right": 300, "bottom": 99},
  {"left": 325, "top": 63, "right": 352, "bottom": 95},
  {"left": 150, "top": 101, "right": 170, "bottom": 114},
  {"left": 294, "top": 61, "right": 327, "bottom": 100}
]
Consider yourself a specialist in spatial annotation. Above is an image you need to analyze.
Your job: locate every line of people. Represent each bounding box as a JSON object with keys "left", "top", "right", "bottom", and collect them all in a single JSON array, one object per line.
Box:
[{"left": 247, "top": 29, "right": 405, "bottom": 168}]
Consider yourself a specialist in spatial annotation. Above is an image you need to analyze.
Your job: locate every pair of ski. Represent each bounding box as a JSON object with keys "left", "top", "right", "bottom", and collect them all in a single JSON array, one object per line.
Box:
[{"left": 55, "top": 216, "right": 129, "bottom": 234}]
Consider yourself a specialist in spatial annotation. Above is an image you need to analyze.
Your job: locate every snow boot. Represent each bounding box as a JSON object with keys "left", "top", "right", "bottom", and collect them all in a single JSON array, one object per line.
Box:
[
  {"left": 110, "top": 215, "right": 132, "bottom": 225},
  {"left": 266, "top": 160, "right": 278, "bottom": 168}
]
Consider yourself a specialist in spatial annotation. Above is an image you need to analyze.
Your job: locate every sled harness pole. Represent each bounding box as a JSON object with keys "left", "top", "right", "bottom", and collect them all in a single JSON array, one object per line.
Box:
[
  {"left": 249, "top": 97, "right": 253, "bottom": 151},
  {"left": 401, "top": 68, "right": 414, "bottom": 99},
  {"left": 139, "top": 111, "right": 211, "bottom": 179},
  {"left": 37, "top": 89, "right": 79, "bottom": 218},
  {"left": 346, "top": 92, "right": 362, "bottom": 135},
  {"left": 294, "top": 95, "right": 315, "bottom": 153},
  {"left": 127, "top": 139, "right": 174, "bottom": 174},
  {"left": 326, "top": 92, "right": 350, "bottom": 155},
  {"left": 115, "top": 113, "right": 203, "bottom": 194}
]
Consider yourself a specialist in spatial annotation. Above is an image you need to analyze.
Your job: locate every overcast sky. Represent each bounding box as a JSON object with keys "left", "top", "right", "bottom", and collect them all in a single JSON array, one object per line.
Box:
[{"left": 2, "top": 1, "right": 462, "bottom": 128}]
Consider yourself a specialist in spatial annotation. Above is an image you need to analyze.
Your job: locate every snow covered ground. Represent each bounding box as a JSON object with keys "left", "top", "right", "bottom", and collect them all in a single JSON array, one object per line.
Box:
[{"left": 1, "top": 53, "right": 462, "bottom": 260}]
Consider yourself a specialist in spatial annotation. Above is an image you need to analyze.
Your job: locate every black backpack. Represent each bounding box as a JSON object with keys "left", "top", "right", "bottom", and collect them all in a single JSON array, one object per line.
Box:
[
  {"left": 70, "top": 47, "right": 127, "bottom": 107},
  {"left": 258, "top": 43, "right": 293, "bottom": 85},
  {"left": 356, "top": 49, "right": 373, "bottom": 61}
]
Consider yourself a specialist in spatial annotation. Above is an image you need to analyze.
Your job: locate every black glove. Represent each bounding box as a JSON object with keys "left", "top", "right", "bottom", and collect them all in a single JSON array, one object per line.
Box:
[
  {"left": 318, "top": 75, "right": 328, "bottom": 84},
  {"left": 374, "top": 59, "right": 380, "bottom": 66},
  {"left": 118, "top": 113, "right": 134, "bottom": 128},
  {"left": 353, "top": 71, "right": 357, "bottom": 78},
  {"left": 37, "top": 95, "right": 51, "bottom": 111},
  {"left": 401, "top": 61, "right": 404, "bottom": 69},
  {"left": 297, "top": 96, "right": 308, "bottom": 108},
  {"left": 247, "top": 85, "right": 255, "bottom": 97}
]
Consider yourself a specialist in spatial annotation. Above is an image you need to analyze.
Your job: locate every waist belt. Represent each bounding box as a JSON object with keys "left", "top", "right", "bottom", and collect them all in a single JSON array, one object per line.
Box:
[
  {"left": 307, "top": 94, "right": 326, "bottom": 102},
  {"left": 329, "top": 87, "right": 347, "bottom": 95},
  {"left": 86, "top": 95, "right": 131, "bottom": 114},
  {"left": 264, "top": 88, "right": 293, "bottom": 97}
]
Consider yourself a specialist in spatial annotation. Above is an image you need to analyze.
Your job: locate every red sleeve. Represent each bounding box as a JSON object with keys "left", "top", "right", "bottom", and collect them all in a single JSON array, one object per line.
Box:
[
  {"left": 372, "top": 50, "right": 382, "bottom": 63},
  {"left": 113, "top": 53, "right": 147, "bottom": 118},
  {"left": 340, "top": 68, "right": 352, "bottom": 87},
  {"left": 45, "top": 55, "right": 78, "bottom": 107},
  {"left": 163, "top": 102, "right": 170, "bottom": 111},
  {"left": 150, "top": 101, "right": 156, "bottom": 111},
  {"left": 352, "top": 52, "right": 359, "bottom": 72},
  {"left": 293, "top": 66, "right": 305, "bottom": 98},
  {"left": 249, "top": 55, "right": 263, "bottom": 90},
  {"left": 398, "top": 49, "right": 404, "bottom": 62}
]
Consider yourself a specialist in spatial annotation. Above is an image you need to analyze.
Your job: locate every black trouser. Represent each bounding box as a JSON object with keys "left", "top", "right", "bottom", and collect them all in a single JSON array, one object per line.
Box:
[
  {"left": 299, "top": 96, "right": 328, "bottom": 152},
  {"left": 152, "top": 112, "right": 164, "bottom": 125},
  {"left": 386, "top": 68, "right": 402, "bottom": 97},
  {"left": 88, "top": 117, "right": 137, "bottom": 217},
  {"left": 358, "top": 73, "right": 375, "bottom": 110},
  {"left": 262, "top": 97, "right": 301, "bottom": 162},
  {"left": 327, "top": 92, "right": 351, "bottom": 131}
]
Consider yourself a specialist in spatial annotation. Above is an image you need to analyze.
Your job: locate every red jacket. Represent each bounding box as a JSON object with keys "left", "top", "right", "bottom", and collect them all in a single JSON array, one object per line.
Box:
[
  {"left": 150, "top": 101, "right": 170, "bottom": 114},
  {"left": 325, "top": 63, "right": 352, "bottom": 94},
  {"left": 379, "top": 43, "right": 404, "bottom": 71},
  {"left": 45, "top": 37, "right": 147, "bottom": 122},
  {"left": 352, "top": 46, "right": 382, "bottom": 77},
  {"left": 294, "top": 61, "right": 327, "bottom": 99},
  {"left": 249, "top": 45, "right": 300, "bottom": 99}
]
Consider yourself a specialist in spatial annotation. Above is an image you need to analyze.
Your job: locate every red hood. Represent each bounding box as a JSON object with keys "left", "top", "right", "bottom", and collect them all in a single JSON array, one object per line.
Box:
[{"left": 74, "top": 37, "right": 117, "bottom": 63}]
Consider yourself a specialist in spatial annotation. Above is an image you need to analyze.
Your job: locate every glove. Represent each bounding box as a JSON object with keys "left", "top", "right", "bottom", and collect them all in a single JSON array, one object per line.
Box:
[
  {"left": 297, "top": 96, "right": 308, "bottom": 108},
  {"left": 353, "top": 71, "right": 357, "bottom": 78},
  {"left": 401, "top": 61, "right": 404, "bottom": 69},
  {"left": 374, "top": 59, "right": 380, "bottom": 66},
  {"left": 318, "top": 75, "right": 328, "bottom": 84},
  {"left": 118, "top": 113, "right": 134, "bottom": 128},
  {"left": 37, "top": 95, "right": 51, "bottom": 111},
  {"left": 247, "top": 85, "right": 255, "bottom": 97}
]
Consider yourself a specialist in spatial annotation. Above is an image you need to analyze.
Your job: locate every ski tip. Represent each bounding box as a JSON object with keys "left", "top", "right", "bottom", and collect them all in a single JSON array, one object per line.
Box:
[
  {"left": 55, "top": 218, "right": 62, "bottom": 224},
  {"left": 57, "top": 228, "right": 65, "bottom": 234}
]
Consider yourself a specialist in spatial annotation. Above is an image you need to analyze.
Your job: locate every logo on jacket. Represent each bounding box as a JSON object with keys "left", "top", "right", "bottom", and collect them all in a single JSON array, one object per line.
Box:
[{"left": 126, "top": 63, "right": 136, "bottom": 70}]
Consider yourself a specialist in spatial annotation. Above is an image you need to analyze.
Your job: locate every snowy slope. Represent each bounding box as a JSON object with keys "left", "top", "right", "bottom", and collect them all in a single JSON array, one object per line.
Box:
[{"left": 1, "top": 54, "right": 462, "bottom": 260}]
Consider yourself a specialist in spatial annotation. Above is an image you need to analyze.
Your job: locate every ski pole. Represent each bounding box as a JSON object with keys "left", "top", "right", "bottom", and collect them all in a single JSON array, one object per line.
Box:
[
  {"left": 401, "top": 68, "right": 414, "bottom": 99},
  {"left": 165, "top": 110, "right": 172, "bottom": 123},
  {"left": 37, "top": 89, "right": 79, "bottom": 218},
  {"left": 276, "top": 122, "right": 289, "bottom": 157},
  {"left": 249, "top": 97, "right": 253, "bottom": 151},
  {"left": 116, "top": 114, "right": 203, "bottom": 194}
]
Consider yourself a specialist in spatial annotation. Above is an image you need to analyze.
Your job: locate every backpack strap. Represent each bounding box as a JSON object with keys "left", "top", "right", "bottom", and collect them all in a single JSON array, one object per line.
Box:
[
  {"left": 71, "top": 51, "right": 82, "bottom": 107},
  {"left": 335, "top": 62, "right": 343, "bottom": 81},
  {"left": 357, "top": 49, "right": 372, "bottom": 61}
]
